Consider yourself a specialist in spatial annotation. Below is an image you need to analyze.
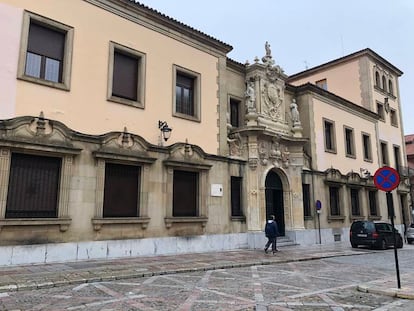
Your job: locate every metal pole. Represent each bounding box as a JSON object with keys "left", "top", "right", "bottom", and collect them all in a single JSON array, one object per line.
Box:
[
  {"left": 387, "top": 191, "right": 401, "bottom": 289},
  {"left": 317, "top": 211, "right": 321, "bottom": 244}
]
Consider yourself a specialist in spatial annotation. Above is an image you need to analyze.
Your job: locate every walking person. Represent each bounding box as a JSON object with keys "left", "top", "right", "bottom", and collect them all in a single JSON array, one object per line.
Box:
[{"left": 264, "top": 215, "right": 279, "bottom": 254}]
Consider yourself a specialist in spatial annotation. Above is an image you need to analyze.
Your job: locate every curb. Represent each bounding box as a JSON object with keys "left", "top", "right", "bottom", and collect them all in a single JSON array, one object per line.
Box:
[
  {"left": 357, "top": 284, "right": 414, "bottom": 300},
  {"left": 0, "top": 249, "right": 370, "bottom": 293}
]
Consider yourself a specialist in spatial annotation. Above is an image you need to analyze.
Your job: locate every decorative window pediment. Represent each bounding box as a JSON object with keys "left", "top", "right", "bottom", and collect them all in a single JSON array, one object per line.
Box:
[
  {"left": 324, "top": 168, "right": 343, "bottom": 184},
  {"left": 93, "top": 127, "right": 156, "bottom": 164},
  {"left": 0, "top": 113, "right": 81, "bottom": 154},
  {"left": 346, "top": 171, "right": 362, "bottom": 186},
  {"left": 163, "top": 141, "right": 211, "bottom": 171}
]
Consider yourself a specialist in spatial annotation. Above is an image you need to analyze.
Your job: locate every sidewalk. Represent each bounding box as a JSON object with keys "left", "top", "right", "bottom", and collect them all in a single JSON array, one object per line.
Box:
[{"left": 0, "top": 242, "right": 413, "bottom": 299}]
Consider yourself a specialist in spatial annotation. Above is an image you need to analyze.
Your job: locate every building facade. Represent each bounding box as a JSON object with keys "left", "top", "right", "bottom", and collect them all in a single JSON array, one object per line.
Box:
[{"left": 0, "top": 0, "right": 410, "bottom": 265}]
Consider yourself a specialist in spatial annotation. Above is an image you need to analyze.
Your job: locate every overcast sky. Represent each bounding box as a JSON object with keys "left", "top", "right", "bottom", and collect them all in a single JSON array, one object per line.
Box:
[{"left": 138, "top": 0, "right": 414, "bottom": 135}]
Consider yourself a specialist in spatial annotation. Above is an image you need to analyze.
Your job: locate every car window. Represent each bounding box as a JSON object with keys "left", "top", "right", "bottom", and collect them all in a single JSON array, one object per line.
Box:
[
  {"left": 375, "top": 223, "right": 386, "bottom": 231},
  {"left": 352, "top": 221, "right": 374, "bottom": 232}
]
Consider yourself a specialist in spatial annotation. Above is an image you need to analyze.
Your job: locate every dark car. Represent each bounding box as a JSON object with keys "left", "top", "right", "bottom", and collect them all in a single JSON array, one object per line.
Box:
[{"left": 350, "top": 220, "right": 403, "bottom": 249}]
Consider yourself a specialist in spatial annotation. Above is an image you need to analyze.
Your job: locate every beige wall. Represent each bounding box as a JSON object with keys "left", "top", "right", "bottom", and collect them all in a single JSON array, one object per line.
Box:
[
  {"left": 290, "top": 59, "right": 363, "bottom": 107},
  {"left": 2, "top": 0, "right": 222, "bottom": 154},
  {"left": 0, "top": 3, "right": 21, "bottom": 119},
  {"left": 312, "top": 96, "right": 379, "bottom": 174}
]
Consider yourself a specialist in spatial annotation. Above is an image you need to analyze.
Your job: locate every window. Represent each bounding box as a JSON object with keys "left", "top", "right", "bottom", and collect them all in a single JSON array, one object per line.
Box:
[
  {"left": 388, "top": 80, "right": 394, "bottom": 96},
  {"left": 323, "top": 119, "right": 336, "bottom": 152},
  {"left": 362, "top": 133, "right": 372, "bottom": 161},
  {"left": 369, "top": 190, "right": 378, "bottom": 216},
  {"left": 394, "top": 145, "right": 401, "bottom": 172},
  {"left": 107, "top": 42, "right": 146, "bottom": 107},
  {"left": 173, "top": 66, "right": 200, "bottom": 121},
  {"left": 382, "top": 76, "right": 387, "bottom": 92},
  {"left": 18, "top": 11, "right": 73, "bottom": 90},
  {"left": 375, "top": 72, "right": 381, "bottom": 88},
  {"left": 350, "top": 188, "right": 360, "bottom": 216},
  {"left": 103, "top": 163, "right": 140, "bottom": 217},
  {"left": 380, "top": 141, "right": 389, "bottom": 166},
  {"left": 6, "top": 153, "right": 61, "bottom": 218},
  {"left": 329, "top": 186, "right": 340, "bottom": 216},
  {"left": 390, "top": 109, "right": 398, "bottom": 127},
  {"left": 302, "top": 184, "right": 311, "bottom": 217},
  {"left": 230, "top": 98, "right": 241, "bottom": 127},
  {"left": 173, "top": 170, "right": 198, "bottom": 217},
  {"left": 231, "top": 176, "right": 243, "bottom": 217},
  {"left": 316, "top": 79, "right": 328, "bottom": 90},
  {"left": 377, "top": 102, "right": 385, "bottom": 121},
  {"left": 344, "top": 127, "right": 355, "bottom": 157}
]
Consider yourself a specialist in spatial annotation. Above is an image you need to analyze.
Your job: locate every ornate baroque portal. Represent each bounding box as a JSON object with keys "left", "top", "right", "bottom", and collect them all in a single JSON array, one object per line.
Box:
[{"left": 228, "top": 42, "right": 307, "bottom": 235}]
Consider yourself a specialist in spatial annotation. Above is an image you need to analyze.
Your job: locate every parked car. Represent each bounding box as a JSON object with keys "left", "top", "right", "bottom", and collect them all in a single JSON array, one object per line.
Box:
[
  {"left": 406, "top": 224, "right": 414, "bottom": 244},
  {"left": 350, "top": 220, "right": 403, "bottom": 249}
]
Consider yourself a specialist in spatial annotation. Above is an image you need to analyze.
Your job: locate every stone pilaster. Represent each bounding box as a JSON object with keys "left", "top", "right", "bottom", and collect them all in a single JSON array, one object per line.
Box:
[{"left": 0, "top": 149, "right": 11, "bottom": 218}]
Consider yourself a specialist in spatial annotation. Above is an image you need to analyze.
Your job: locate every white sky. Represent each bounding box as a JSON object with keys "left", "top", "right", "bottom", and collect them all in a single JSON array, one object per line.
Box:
[{"left": 138, "top": 0, "right": 414, "bottom": 135}]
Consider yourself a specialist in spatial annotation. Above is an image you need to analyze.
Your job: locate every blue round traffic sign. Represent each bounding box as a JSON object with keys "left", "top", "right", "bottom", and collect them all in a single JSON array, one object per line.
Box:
[{"left": 373, "top": 166, "right": 400, "bottom": 192}]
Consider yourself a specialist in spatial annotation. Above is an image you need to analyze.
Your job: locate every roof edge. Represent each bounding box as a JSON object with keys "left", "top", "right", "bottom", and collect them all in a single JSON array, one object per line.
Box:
[
  {"left": 85, "top": 0, "right": 233, "bottom": 54},
  {"left": 288, "top": 48, "right": 403, "bottom": 81}
]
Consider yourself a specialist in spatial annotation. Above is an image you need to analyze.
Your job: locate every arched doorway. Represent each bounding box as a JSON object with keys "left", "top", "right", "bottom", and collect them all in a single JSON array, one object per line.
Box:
[{"left": 265, "top": 170, "right": 285, "bottom": 236}]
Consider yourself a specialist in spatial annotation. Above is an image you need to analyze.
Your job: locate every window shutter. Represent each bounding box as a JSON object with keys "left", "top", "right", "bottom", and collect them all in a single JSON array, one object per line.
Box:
[
  {"left": 112, "top": 51, "right": 138, "bottom": 100},
  {"left": 103, "top": 163, "right": 140, "bottom": 217},
  {"left": 28, "top": 23, "right": 65, "bottom": 60}
]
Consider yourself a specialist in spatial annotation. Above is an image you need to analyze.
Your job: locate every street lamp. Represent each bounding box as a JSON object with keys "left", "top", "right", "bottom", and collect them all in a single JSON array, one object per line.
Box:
[{"left": 158, "top": 120, "right": 172, "bottom": 143}]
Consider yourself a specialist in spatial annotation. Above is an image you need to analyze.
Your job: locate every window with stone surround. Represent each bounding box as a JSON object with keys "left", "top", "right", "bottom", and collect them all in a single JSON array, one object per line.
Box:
[
  {"left": 323, "top": 118, "right": 336, "bottom": 153},
  {"left": 92, "top": 151, "right": 154, "bottom": 231},
  {"left": 18, "top": 11, "right": 74, "bottom": 90},
  {"left": 350, "top": 188, "right": 360, "bottom": 216},
  {"left": 344, "top": 126, "right": 355, "bottom": 158},
  {"left": 302, "top": 183, "right": 311, "bottom": 218},
  {"left": 0, "top": 149, "right": 75, "bottom": 232},
  {"left": 362, "top": 133, "right": 372, "bottom": 162},
  {"left": 229, "top": 98, "right": 241, "bottom": 128},
  {"left": 103, "top": 163, "right": 141, "bottom": 217},
  {"left": 368, "top": 190, "right": 378, "bottom": 217},
  {"left": 107, "top": 42, "right": 146, "bottom": 108},
  {"left": 390, "top": 109, "right": 398, "bottom": 127},
  {"left": 231, "top": 176, "right": 243, "bottom": 217},
  {"left": 380, "top": 141, "right": 389, "bottom": 166},
  {"left": 173, "top": 65, "right": 201, "bottom": 121},
  {"left": 329, "top": 186, "right": 341, "bottom": 217}
]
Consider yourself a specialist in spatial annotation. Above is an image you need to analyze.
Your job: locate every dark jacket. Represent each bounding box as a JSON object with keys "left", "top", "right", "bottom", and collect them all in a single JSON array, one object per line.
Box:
[{"left": 265, "top": 220, "right": 279, "bottom": 238}]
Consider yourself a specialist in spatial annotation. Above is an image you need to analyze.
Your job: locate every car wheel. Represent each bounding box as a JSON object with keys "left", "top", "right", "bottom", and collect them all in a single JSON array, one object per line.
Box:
[
  {"left": 351, "top": 242, "right": 358, "bottom": 248},
  {"left": 380, "top": 239, "right": 387, "bottom": 250}
]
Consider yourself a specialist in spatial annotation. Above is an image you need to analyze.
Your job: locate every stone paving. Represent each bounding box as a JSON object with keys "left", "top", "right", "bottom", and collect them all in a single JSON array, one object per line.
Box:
[{"left": 0, "top": 242, "right": 414, "bottom": 310}]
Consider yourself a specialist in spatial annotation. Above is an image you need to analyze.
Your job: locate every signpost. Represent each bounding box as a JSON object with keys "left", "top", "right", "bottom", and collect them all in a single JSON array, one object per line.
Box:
[
  {"left": 373, "top": 166, "right": 401, "bottom": 288},
  {"left": 316, "top": 200, "right": 322, "bottom": 244}
]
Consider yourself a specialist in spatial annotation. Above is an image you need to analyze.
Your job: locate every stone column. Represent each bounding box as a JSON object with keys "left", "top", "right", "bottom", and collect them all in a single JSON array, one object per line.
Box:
[{"left": 0, "top": 149, "right": 11, "bottom": 218}]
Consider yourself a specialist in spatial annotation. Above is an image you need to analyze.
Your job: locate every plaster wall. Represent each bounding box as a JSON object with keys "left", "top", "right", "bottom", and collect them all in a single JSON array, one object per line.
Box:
[
  {"left": 0, "top": 3, "right": 21, "bottom": 119},
  {"left": 2, "top": 0, "right": 221, "bottom": 154},
  {"left": 312, "top": 97, "right": 379, "bottom": 175},
  {"left": 289, "top": 59, "right": 362, "bottom": 106}
]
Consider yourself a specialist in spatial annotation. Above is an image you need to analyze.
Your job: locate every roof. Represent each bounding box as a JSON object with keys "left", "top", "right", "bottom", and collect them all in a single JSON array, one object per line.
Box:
[
  {"left": 100, "top": 0, "right": 233, "bottom": 54},
  {"left": 406, "top": 134, "right": 414, "bottom": 156},
  {"left": 289, "top": 82, "right": 379, "bottom": 120},
  {"left": 288, "top": 48, "right": 403, "bottom": 82}
]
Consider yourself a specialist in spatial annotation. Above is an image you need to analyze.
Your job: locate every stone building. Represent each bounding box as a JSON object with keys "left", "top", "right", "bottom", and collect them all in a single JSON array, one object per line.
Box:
[{"left": 0, "top": 0, "right": 410, "bottom": 265}]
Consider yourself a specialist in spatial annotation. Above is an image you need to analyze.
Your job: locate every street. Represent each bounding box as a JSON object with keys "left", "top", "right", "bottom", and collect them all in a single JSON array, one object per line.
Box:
[{"left": 1, "top": 245, "right": 414, "bottom": 310}]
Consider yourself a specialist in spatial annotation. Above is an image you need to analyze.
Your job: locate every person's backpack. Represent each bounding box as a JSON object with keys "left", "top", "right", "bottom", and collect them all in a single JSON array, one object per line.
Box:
[{"left": 265, "top": 222, "right": 273, "bottom": 237}]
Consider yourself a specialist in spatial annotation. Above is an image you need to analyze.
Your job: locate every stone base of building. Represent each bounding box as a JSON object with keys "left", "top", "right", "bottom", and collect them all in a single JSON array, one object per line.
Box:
[{"left": 0, "top": 224, "right": 404, "bottom": 266}]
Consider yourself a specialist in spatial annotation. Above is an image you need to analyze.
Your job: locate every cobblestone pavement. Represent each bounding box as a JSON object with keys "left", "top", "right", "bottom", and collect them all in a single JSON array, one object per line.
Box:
[{"left": 1, "top": 243, "right": 414, "bottom": 310}]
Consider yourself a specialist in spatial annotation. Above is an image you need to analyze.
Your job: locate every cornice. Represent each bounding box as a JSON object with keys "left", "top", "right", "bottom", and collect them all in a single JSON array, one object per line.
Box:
[
  {"left": 83, "top": 0, "right": 232, "bottom": 55},
  {"left": 293, "top": 83, "right": 379, "bottom": 121},
  {"left": 288, "top": 48, "right": 403, "bottom": 82}
]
